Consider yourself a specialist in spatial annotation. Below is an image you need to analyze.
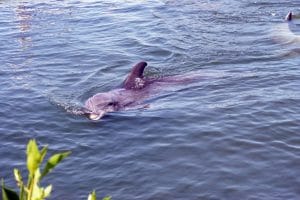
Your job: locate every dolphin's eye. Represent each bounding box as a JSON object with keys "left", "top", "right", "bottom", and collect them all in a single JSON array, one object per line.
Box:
[{"left": 107, "top": 102, "right": 116, "bottom": 106}]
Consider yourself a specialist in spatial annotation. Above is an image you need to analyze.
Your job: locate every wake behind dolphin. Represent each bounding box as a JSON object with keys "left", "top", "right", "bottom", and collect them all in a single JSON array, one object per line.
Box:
[{"left": 83, "top": 61, "right": 202, "bottom": 120}]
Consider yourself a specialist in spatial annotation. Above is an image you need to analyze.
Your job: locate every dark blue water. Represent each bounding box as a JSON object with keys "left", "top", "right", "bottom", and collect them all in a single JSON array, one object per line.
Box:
[{"left": 1, "top": 1, "right": 300, "bottom": 199}]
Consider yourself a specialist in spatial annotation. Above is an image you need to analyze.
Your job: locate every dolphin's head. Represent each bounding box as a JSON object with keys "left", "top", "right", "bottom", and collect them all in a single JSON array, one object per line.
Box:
[{"left": 84, "top": 92, "right": 120, "bottom": 120}]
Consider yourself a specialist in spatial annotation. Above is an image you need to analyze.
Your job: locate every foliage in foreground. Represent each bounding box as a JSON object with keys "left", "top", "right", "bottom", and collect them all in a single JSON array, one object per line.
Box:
[{"left": 1, "top": 139, "right": 111, "bottom": 200}]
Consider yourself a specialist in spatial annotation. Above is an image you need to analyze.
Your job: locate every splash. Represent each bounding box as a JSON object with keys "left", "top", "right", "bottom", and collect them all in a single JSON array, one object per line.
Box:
[{"left": 48, "top": 95, "right": 87, "bottom": 116}]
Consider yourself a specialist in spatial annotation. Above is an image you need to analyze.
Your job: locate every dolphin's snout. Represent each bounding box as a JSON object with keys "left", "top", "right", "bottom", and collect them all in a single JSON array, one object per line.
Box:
[{"left": 84, "top": 111, "right": 106, "bottom": 121}]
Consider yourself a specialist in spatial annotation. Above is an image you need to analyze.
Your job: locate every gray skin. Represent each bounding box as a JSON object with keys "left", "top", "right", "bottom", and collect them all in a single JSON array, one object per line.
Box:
[{"left": 83, "top": 61, "right": 198, "bottom": 120}]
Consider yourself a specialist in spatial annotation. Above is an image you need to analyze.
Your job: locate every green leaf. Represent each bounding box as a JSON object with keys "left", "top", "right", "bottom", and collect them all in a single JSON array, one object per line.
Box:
[
  {"left": 41, "top": 151, "right": 71, "bottom": 179},
  {"left": 2, "top": 180, "right": 20, "bottom": 200},
  {"left": 13, "top": 169, "right": 22, "bottom": 184},
  {"left": 43, "top": 185, "right": 52, "bottom": 198},
  {"left": 33, "top": 168, "right": 42, "bottom": 183},
  {"left": 87, "top": 190, "right": 97, "bottom": 200},
  {"left": 40, "top": 145, "right": 48, "bottom": 164},
  {"left": 102, "top": 196, "right": 111, "bottom": 200},
  {"left": 26, "top": 139, "right": 41, "bottom": 177}
]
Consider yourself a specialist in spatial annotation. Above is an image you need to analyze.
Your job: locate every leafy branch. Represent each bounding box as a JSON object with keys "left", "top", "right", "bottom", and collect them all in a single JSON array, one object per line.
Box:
[{"left": 2, "top": 139, "right": 110, "bottom": 200}]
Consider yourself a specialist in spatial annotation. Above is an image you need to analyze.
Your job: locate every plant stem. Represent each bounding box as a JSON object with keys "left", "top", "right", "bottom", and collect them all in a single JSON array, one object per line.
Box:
[
  {"left": 19, "top": 183, "right": 25, "bottom": 200},
  {"left": 27, "top": 175, "right": 34, "bottom": 200}
]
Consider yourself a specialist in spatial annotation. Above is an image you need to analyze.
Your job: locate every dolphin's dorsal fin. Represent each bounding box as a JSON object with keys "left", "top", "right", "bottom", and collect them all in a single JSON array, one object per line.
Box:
[
  {"left": 286, "top": 11, "right": 293, "bottom": 21},
  {"left": 123, "top": 61, "right": 147, "bottom": 89}
]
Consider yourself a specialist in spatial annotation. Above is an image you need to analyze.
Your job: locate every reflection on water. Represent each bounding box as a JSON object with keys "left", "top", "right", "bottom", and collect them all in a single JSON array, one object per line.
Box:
[
  {"left": 6, "top": 3, "right": 34, "bottom": 90},
  {"left": 15, "top": 4, "right": 32, "bottom": 49}
]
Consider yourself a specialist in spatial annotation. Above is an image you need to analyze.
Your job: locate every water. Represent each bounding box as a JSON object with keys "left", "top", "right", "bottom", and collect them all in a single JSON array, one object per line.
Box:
[{"left": 1, "top": 0, "right": 300, "bottom": 199}]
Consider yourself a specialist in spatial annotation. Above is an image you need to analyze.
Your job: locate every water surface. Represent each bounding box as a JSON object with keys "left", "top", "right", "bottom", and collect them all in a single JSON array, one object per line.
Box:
[{"left": 1, "top": 0, "right": 300, "bottom": 199}]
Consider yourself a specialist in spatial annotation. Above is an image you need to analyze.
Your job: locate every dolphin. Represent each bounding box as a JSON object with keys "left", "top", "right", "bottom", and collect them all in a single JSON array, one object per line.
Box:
[
  {"left": 83, "top": 61, "right": 199, "bottom": 120},
  {"left": 285, "top": 11, "right": 293, "bottom": 21},
  {"left": 273, "top": 11, "right": 300, "bottom": 44}
]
